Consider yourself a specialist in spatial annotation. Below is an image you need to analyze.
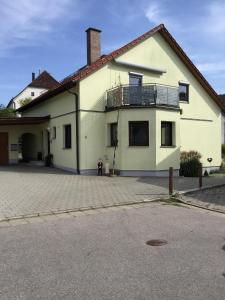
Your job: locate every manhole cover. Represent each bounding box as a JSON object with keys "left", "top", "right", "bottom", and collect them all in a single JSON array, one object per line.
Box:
[{"left": 146, "top": 239, "right": 168, "bottom": 246}]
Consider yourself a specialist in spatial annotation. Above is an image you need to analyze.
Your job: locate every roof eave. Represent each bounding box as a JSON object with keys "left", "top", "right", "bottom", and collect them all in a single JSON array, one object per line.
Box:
[{"left": 159, "top": 27, "right": 225, "bottom": 110}]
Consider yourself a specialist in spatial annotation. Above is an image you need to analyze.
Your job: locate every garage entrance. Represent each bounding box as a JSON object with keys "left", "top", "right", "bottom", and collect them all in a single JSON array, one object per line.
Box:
[{"left": 0, "top": 132, "right": 9, "bottom": 165}]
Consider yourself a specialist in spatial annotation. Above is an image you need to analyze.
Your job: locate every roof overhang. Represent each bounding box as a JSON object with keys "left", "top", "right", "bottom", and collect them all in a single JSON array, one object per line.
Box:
[
  {"left": 0, "top": 116, "right": 50, "bottom": 125},
  {"left": 114, "top": 58, "right": 167, "bottom": 74}
]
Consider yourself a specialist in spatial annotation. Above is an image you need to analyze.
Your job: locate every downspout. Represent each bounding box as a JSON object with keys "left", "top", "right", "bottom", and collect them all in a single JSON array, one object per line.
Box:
[
  {"left": 66, "top": 88, "right": 80, "bottom": 175},
  {"left": 112, "top": 108, "right": 120, "bottom": 175}
]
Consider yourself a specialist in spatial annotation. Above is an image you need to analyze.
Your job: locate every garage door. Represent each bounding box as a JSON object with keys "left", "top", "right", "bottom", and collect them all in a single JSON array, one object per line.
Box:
[{"left": 0, "top": 132, "right": 9, "bottom": 165}]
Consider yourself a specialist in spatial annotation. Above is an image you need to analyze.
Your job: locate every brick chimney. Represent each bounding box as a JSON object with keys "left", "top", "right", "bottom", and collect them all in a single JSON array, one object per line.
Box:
[
  {"left": 32, "top": 72, "right": 35, "bottom": 81},
  {"left": 86, "top": 27, "right": 101, "bottom": 65}
]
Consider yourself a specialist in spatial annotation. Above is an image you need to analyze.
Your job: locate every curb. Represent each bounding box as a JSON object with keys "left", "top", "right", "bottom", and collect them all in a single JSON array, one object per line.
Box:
[
  {"left": 171, "top": 196, "right": 225, "bottom": 215},
  {"left": 0, "top": 197, "right": 165, "bottom": 223},
  {"left": 178, "top": 183, "right": 225, "bottom": 195}
]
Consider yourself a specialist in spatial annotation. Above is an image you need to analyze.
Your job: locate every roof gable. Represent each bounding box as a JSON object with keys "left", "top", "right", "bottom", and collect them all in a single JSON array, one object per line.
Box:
[
  {"left": 28, "top": 71, "right": 59, "bottom": 89},
  {"left": 18, "top": 24, "right": 225, "bottom": 111},
  {"left": 7, "top": 70, "right": 59, "bottom": 108}
]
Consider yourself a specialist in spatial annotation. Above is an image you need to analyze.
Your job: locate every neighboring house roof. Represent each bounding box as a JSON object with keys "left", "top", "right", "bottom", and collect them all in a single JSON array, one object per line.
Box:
[
  {"left": 18, "top": 24, "right": 225, "bottom": 112},
  {"left": 7, "top": 71, "right": 59, "bottom": 108},
  {"left": 28, "top": 71, "right": 59, "bottom": 89}
]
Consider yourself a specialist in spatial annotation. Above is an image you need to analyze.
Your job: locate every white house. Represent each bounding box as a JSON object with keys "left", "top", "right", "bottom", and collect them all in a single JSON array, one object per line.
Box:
[
  {"left": 7, "top": 71, "right": 58, "bottom": 110},
  {"left": 0, "top": 25, "right": 224, "bottom": 175}
]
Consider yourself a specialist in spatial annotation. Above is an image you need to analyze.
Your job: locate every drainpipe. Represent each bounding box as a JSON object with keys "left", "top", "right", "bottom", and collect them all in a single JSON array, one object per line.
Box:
[{"left": 66, "top": 88, "right": 80, "bottom": 175}]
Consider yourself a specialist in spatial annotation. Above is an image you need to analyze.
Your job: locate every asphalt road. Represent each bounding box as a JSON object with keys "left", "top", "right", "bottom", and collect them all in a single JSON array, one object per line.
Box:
[{"left": 0, "top": 203, "right": 225, "bottom": 300}]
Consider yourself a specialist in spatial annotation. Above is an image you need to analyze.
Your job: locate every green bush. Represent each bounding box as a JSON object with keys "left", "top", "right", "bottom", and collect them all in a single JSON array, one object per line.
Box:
[
  {"left": 180, "top": 150, "right": 202, "bottom": 177},
  {"left": 0, "top": 104, "right": 16, "bottom": 118},
  {"left": 222, "top": 144, "right": 225, "bottom": 156}
]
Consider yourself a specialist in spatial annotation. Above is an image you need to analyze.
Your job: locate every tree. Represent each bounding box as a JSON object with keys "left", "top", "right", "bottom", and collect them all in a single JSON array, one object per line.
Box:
[
  {"left": 0, "top": 104, "right": 16, "bottom": 118},
  {"left": 19, "top": 97, "right": 32, "bottom": 107}
]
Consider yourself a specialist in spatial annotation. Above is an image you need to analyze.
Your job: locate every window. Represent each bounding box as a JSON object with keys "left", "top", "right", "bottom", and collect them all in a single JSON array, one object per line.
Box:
[
  {"left": 129, "top": 74, "right": 142, "bottom": 86},
  {"left": 129, "top": 121, "right": 149, "bottom": 146},
  {"left": 110, "top": 123, "right": 118, "bottom": 147},
  {"left": 161, "top": 122, "right": 173, "bottom": 146},
  {"left": 179, "top": 83, "right": 189, "bottom": 102},
  {"left": 31, "top": 92, "right": 35, "bottom": 97},
  {"left": 64, "top": 124, "right": 71, "bottom": 149}
]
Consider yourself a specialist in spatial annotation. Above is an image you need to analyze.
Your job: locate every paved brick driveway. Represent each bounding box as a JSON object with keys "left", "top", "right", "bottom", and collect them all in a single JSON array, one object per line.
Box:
[
  {"left": 183, "top": 186, "right": 225, "bottom": 213},
  {"left": 0, "top": 165, "right": 225, "bottom": 220}
]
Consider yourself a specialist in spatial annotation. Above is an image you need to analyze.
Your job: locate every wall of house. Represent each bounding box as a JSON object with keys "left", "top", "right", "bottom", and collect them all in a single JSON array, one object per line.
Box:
[
  {"left": 78, "top": 31, "right": 221, "bottom": 173},
  {"left": 9, "top": 87, "right": 48, "bottom": 110},
  {"left": 0, "top": 124, "right": 45, "bottom": 163},
  {"left": 155, "top": 109, "right": 180, "bottom": 171},
  {"left": 19, "top": 31, "right": 222, "bottom": 174},
  {"left": 22, "top": 89, "right": 78, "bottom": 172},
  {"left": 222, "top": 115, "right": 225, "bottom": 145}
]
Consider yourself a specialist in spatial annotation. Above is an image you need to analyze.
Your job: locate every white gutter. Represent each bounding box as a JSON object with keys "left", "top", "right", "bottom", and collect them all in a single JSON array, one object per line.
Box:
[{"left": 114, "top": 58, "right": 167, "bottom": 74}]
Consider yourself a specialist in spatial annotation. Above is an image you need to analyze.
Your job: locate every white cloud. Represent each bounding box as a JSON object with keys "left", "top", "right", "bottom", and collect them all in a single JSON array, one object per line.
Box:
[
  {"left": 0, "top": 0, "right": 79, "bottom": 56},
  {"left": 197, "top": 62, "right": 225, "bottom": 73},
  {"left": 144, "top": 2, "right": 163, "bottom": 24},
  {"left": 205, "top": 1, "right": 225, "bottom": 34},
  {"left": 144, "top": 1, "right": 177, "bottom": 30}
]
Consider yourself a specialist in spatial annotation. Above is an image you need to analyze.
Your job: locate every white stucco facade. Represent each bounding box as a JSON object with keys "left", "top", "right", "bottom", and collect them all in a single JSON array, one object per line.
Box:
[{"left": 8, "top": 87, "right": 48, "bottom": 110}]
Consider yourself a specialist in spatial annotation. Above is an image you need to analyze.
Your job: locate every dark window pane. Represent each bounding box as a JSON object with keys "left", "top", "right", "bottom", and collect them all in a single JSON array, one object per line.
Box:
[
  {"left": 161, "top": 122, "right": 173, "bottom": 146},
  {"left": 129, "top": 74, "right": 142, "bottom": 86},
  {"left": 129, "top": 121, "right": 149, "bottom": 146},
  {"left": 110, "top": 123, "right": 117, "bottom": 146},
  {"left": 64, "top": 124, "right": 71, "bottom": 149},
  {"left": 179, "top": 83, "right": 189, "bottom": 102}
]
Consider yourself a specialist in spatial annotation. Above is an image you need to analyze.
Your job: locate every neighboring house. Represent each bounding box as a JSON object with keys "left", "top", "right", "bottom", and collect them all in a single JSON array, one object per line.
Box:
[
  {"left": 0, "top": 24, "right": 224, "bottom": 175},
  {"left": 7, "top": 71, "right": 59, "bottom": 110}
]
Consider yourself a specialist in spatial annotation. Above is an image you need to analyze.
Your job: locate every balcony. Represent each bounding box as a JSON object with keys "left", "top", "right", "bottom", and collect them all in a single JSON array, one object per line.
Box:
[{"left": 106, "top": 84, "right": 179, "bottom": 109}]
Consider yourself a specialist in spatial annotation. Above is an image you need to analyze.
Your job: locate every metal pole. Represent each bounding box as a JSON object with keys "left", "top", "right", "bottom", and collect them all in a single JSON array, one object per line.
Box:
[
  {"left": 169, "top": 167, "right": 173, "bottom": 195},
  {"left": 199, "top": 163, "right": 203, "bottom": 189}
]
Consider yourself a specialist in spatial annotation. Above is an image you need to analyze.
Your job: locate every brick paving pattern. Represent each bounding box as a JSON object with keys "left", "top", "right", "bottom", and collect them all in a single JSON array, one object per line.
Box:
[
  {"left": 183, "top": 186, "right": 225, "bottom": 213},
  {"left": 0, "top": 165, "right": 224, "bottom": 220}
]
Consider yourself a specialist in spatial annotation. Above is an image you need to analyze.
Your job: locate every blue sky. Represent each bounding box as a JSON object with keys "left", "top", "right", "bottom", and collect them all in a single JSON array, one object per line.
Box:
[{"left": 1, "top": 0, "right": 225, "bottom": 105}]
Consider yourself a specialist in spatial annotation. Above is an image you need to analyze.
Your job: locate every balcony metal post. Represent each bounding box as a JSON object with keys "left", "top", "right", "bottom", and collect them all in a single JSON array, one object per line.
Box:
[
  {"left": 154, "top": 84, "right": 157, "bottom": 105},
  {"left": 121, "top": 86, "right": 124, "bottom": 106}
]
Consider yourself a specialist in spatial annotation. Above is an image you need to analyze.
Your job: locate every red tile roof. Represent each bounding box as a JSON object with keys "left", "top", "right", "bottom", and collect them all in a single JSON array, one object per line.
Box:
[
  {"left": 7, "top": 71, "right": 59, "bottom": 108},
  {"left": 28, "top": 71, "right": 59, "bottom": 89},
  {"left": 18, "top": 24, "right": 225, "bottom": 111}
]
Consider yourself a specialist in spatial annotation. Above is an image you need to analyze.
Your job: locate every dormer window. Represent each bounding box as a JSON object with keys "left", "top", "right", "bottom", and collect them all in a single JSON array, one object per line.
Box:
[
  {"left": 31, "top": 92, "right": 35, "bottom": 97},
  {"left": 179, "top": 83, "right": 189, "bottom": 102}
]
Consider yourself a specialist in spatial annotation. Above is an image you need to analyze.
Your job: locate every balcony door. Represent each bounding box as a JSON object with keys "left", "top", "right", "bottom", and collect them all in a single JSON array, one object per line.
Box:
[
  {"left": 128, "top": 74, "right": 142, "bottom": 105},
  {"left": 129, "top": 74, "right": 142, "bottom": 86}
]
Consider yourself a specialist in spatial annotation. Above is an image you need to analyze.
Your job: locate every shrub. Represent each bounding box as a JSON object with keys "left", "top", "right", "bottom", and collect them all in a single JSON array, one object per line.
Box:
[
  {"left": 180, "top": 150, "right": 202, "bottom": 177},
  {"left": 0, "top": 104, "right": 16, "bottom": 118}
]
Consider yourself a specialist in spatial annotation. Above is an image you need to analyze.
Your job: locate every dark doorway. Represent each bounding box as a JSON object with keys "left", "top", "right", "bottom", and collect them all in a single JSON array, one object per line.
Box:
[
  {"left": 21, "top": 133, "right": 37, "bottom": 162},
  {"left": 0, "top": 132, "right": 9, "bottom": 165}
]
